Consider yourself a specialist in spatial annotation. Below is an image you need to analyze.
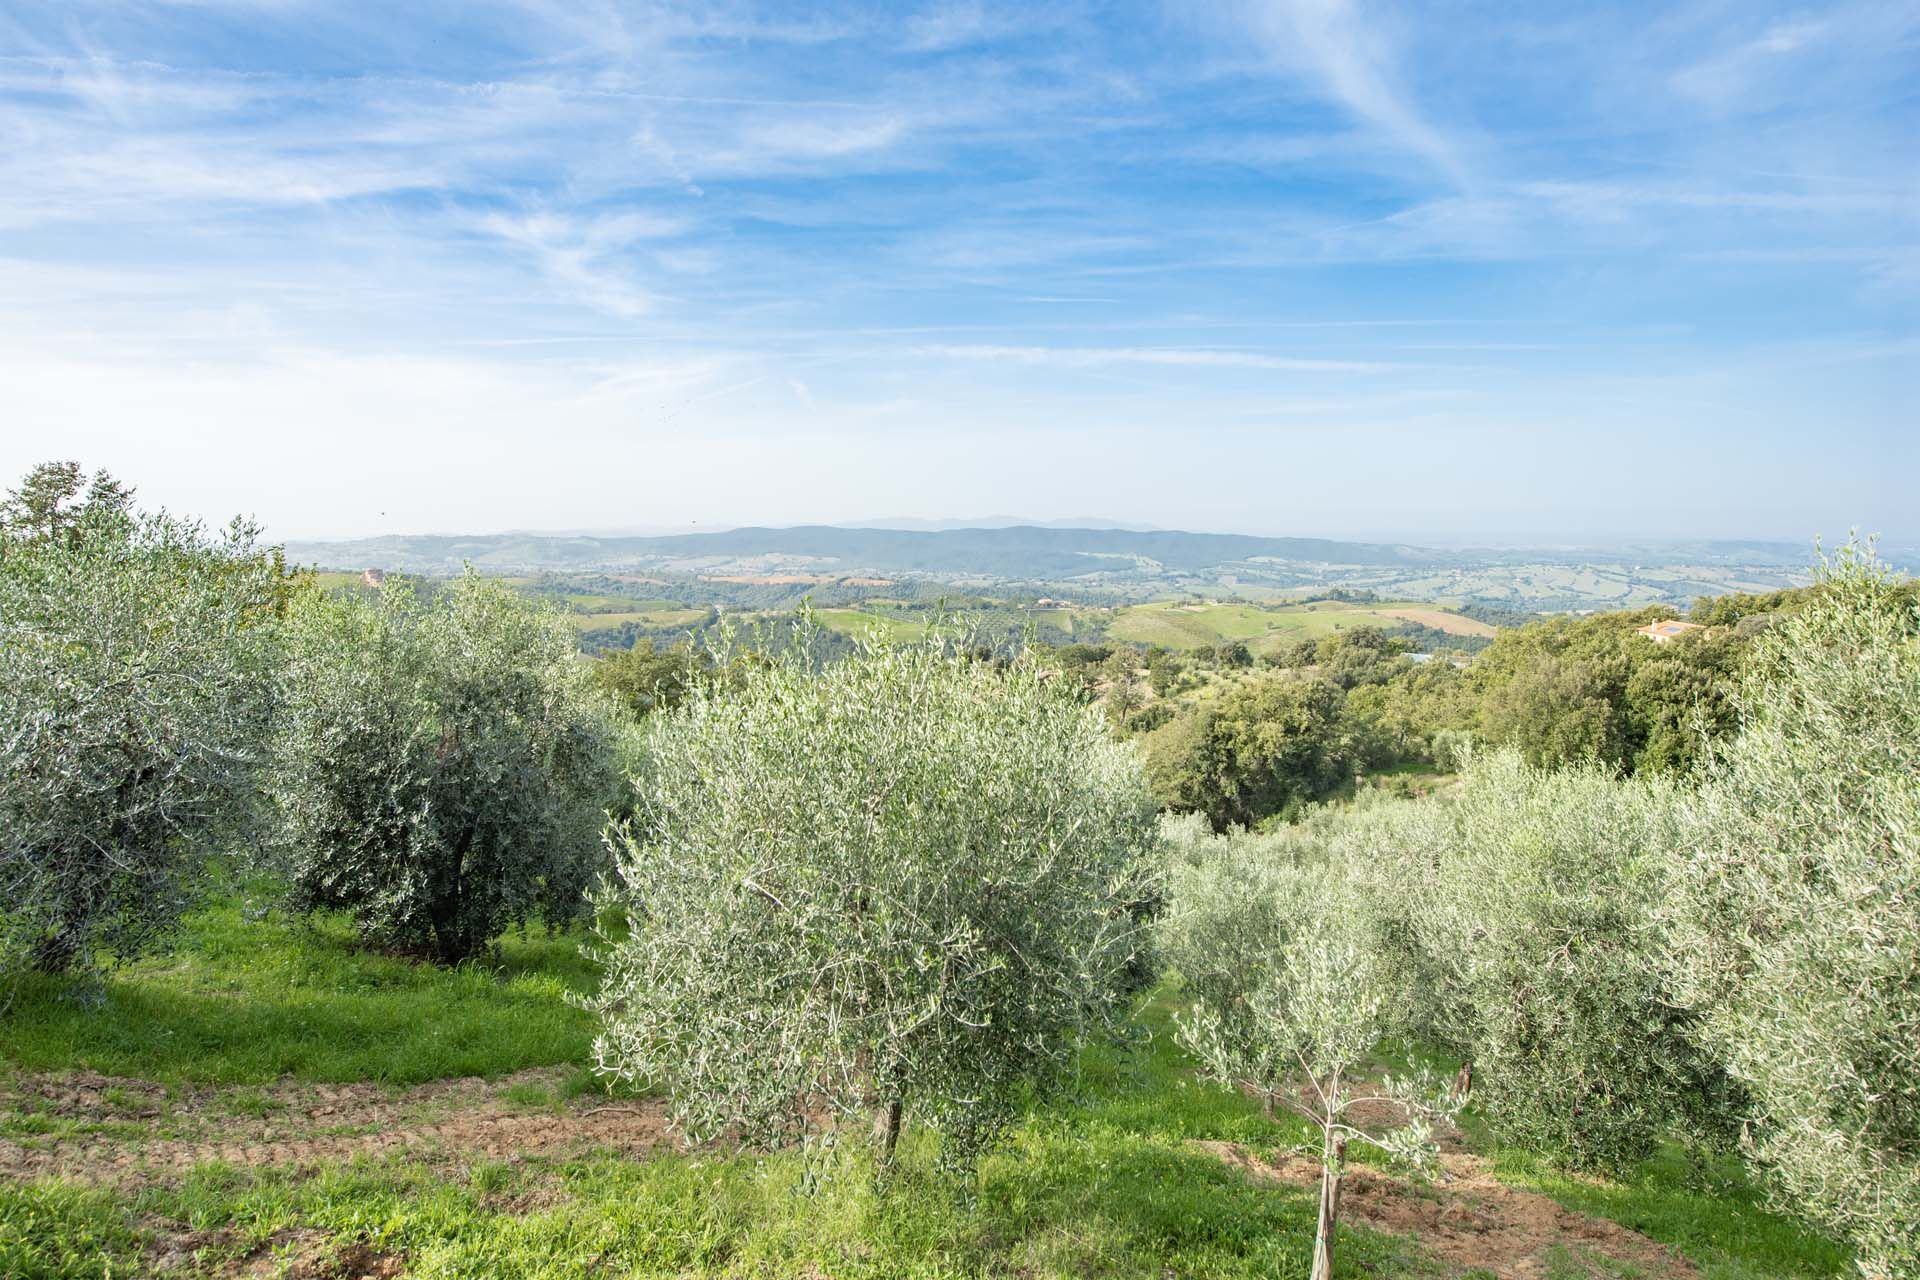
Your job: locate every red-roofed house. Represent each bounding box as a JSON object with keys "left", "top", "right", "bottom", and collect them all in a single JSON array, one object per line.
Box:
[{"left": 1636, "top": 618, "right": 1704, "bottom": 644}]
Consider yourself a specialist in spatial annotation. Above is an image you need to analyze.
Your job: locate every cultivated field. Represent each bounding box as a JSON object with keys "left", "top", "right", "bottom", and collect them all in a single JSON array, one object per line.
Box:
[{"left": 1108, "top": 600, "right": 1491, "bottom": 652}]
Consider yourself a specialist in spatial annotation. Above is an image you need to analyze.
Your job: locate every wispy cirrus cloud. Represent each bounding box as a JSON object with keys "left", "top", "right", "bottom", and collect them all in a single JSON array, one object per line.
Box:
[
  {"left": 1671, "top": 17, "right": 1829, "bottom": 106},
  {"left": 472, "top": 209, "right": 690, "bottom": 317},
  {"left": 1233, "top": 0, "right": 1473, "bottom": 187},
  {"left": 920, "top": 344, "right": 1418, "bottom": 373}
]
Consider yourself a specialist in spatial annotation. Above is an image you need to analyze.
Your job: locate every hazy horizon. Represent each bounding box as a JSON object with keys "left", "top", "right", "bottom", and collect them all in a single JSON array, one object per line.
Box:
[
  {"left": 278, "top": 514, "right": 1891, "bottom": 556},
  {"left": 3, "top": 2, "right": 1914, "bottom": 543}
]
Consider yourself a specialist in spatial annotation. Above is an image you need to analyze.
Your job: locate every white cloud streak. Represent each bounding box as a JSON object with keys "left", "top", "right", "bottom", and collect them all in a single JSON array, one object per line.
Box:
[
  {"left": 921, "top": 344, "right": 1417, "bottom": 373},
  {"left": 1671, "top": 18, "right": 1828, "bottom": 105},
  {"left": 1238, "top": 0, "right": 1471, "bottom": 187}
]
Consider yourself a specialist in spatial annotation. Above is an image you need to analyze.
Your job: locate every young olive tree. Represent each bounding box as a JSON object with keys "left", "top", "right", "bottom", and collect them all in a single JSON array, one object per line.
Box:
[
  {"left": 1, "top": 464, "right": 283, "bottom": 977},
  {"left": 1669, "top": 544, "right": 1920, "bottom": 1279},
  {"left": 270, "top": 573, "right": 629, "bottom": 965},
  {"left": 1163, "top": 840, "right": 1454, "bottom": 1280},
  {"left": 588, "top": 624, "right": 1159, "bottom": 1170},
  {"left": 1337, "top": 750, "right": 1716, "bottom": 1171}
]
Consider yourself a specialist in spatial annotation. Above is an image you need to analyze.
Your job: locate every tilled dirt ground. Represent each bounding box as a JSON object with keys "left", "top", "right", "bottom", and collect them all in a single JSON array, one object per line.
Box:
[
  {"left": 0, "top": 1067, "right": 672, "bottom": 1184},
  {"left": 1194, "top": 1139, "right": 1696, "bottom": 1279}
]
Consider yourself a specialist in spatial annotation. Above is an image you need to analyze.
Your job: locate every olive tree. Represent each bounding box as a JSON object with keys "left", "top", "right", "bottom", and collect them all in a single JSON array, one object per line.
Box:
[
  {"left": 1668, "top": 544, "right": 1920, "bottom": 1279},
  {"left": 1338, "top": 751, "right": 1717, "bottom": 1171},
  {"left": 1, "top": 465, "right": 282, "bottom": 976},
  {"left": 587, "top": 624, "right": 1159, "bottom": 1169},
  {"left": 270, "top": 573, "right": 628, "bottom": 965},
  {"left": 1162, "top": 834, "right": 1455, "bottom": 1280}
]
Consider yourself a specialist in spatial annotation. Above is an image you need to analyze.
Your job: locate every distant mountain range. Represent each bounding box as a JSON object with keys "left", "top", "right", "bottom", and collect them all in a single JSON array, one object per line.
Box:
[
  {"left": 283, "top": 524, "right": 1848, "bottom": 581},
  {"left": 834, "top": 516, "right": 1164, "bottom": 533},
  {"left": 285, "top": 525, "right": 1437, "bottom": 578}
]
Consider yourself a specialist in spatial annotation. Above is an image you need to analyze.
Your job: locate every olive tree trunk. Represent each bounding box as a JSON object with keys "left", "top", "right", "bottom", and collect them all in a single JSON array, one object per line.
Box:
[
  {"left": 1310, "top": 1131, "right": 1348, "bottom": 1280},
  {"left": 874, "top": 1096, "right": 903, "bottom": 1163}
]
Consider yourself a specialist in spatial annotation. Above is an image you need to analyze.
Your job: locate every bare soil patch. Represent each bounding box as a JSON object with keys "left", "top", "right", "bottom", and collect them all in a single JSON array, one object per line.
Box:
[
  {"left": 0, "top": 1068, "right": 671, "bottom": 1185},
  {"left": 155, "top": 1224, "right": 406, "bottom": 1279},
  {"left": 265, "top": 1234, "right": 404, "bottom": 1280},
  {"left": 1195, "top": 1140, "right": 1694, "bottom": 1279}
]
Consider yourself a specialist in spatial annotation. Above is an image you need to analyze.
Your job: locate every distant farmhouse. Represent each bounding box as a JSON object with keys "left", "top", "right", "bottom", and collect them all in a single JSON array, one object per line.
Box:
[
  {"left": 362, "top": 568, "right": 387, "bottom": 588},
  {"left": 1636, "top": 618, "right": 1704, "bottom": 644}
]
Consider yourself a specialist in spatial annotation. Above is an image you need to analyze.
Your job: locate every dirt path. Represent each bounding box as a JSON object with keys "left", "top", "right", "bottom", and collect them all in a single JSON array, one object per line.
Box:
[
  {"left": 0, "top": 1068, "right": 671, "bottom": 1184},
  {"left": 1194, "top": 1139, "right": 1695, "bottom": 1279}
]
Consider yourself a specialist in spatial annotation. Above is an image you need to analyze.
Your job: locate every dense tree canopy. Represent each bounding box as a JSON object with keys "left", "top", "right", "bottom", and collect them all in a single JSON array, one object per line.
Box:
[
  {"left": 1141, "top": 672, "right": 1352, "bottom": 830},
  {"left": 0, "top": 460, "right": 134, "bottom": 545},
  {"left": 1, "top": 464, "right": 284, "bottom": 976},
  {"left": 1341, "top": 752, "right": 1720, "bottom": 1171}
]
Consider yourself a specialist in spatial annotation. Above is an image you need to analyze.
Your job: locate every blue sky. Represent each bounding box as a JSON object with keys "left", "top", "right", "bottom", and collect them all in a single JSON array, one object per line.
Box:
[{"left": 0, "top": 1, "right": 1913, "bottom": 543}]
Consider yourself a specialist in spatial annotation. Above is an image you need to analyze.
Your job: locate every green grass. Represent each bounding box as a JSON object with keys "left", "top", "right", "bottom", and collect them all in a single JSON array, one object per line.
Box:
[
  {"left": 1363, "top": 1043, "right": 1851, "bottom": 1280},
  {"left": 1108, "top": 602, "right": 1284, "bottom": 649},
  {"left": 0, "top": 1133, "right": 1418, "bottom": 1280},
  {"left": 0, "top": 991, "right": 1436, "bottom": 1279},
  {"left": 0, "top": 906, "right": 1851, "bottom": 1280},
  {"left": 0, "top": 902, "right": 599, "bottom": 1086}
]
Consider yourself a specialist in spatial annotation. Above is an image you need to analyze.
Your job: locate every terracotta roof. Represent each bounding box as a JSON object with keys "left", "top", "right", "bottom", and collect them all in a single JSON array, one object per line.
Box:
[{"left": 1636, "top": 618, "right": 1703, "bottom": 639}]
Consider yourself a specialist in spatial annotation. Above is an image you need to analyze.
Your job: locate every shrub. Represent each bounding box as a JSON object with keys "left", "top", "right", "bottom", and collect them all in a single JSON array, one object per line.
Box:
[
  {"left": 0, "top": 464, "right": 283, "bottom": 976},
  {"left": 1668, "top": 544, "right": 1920, "bottom": 1278},
  {"left": 588, "top": 626, "right": 1159, "bottom": 1169},
  {"left": 1340, "top": 750, "right": 1716, "bottom": 1171},
  {"left": 270, "top": 573, "right": 628, "bottom": 965}
]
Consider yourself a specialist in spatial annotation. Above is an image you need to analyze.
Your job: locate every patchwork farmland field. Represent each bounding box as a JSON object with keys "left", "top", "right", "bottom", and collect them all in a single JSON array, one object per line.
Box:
[{"left": 1108, "top": 599, "right": 1492, "bottom": 652}]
